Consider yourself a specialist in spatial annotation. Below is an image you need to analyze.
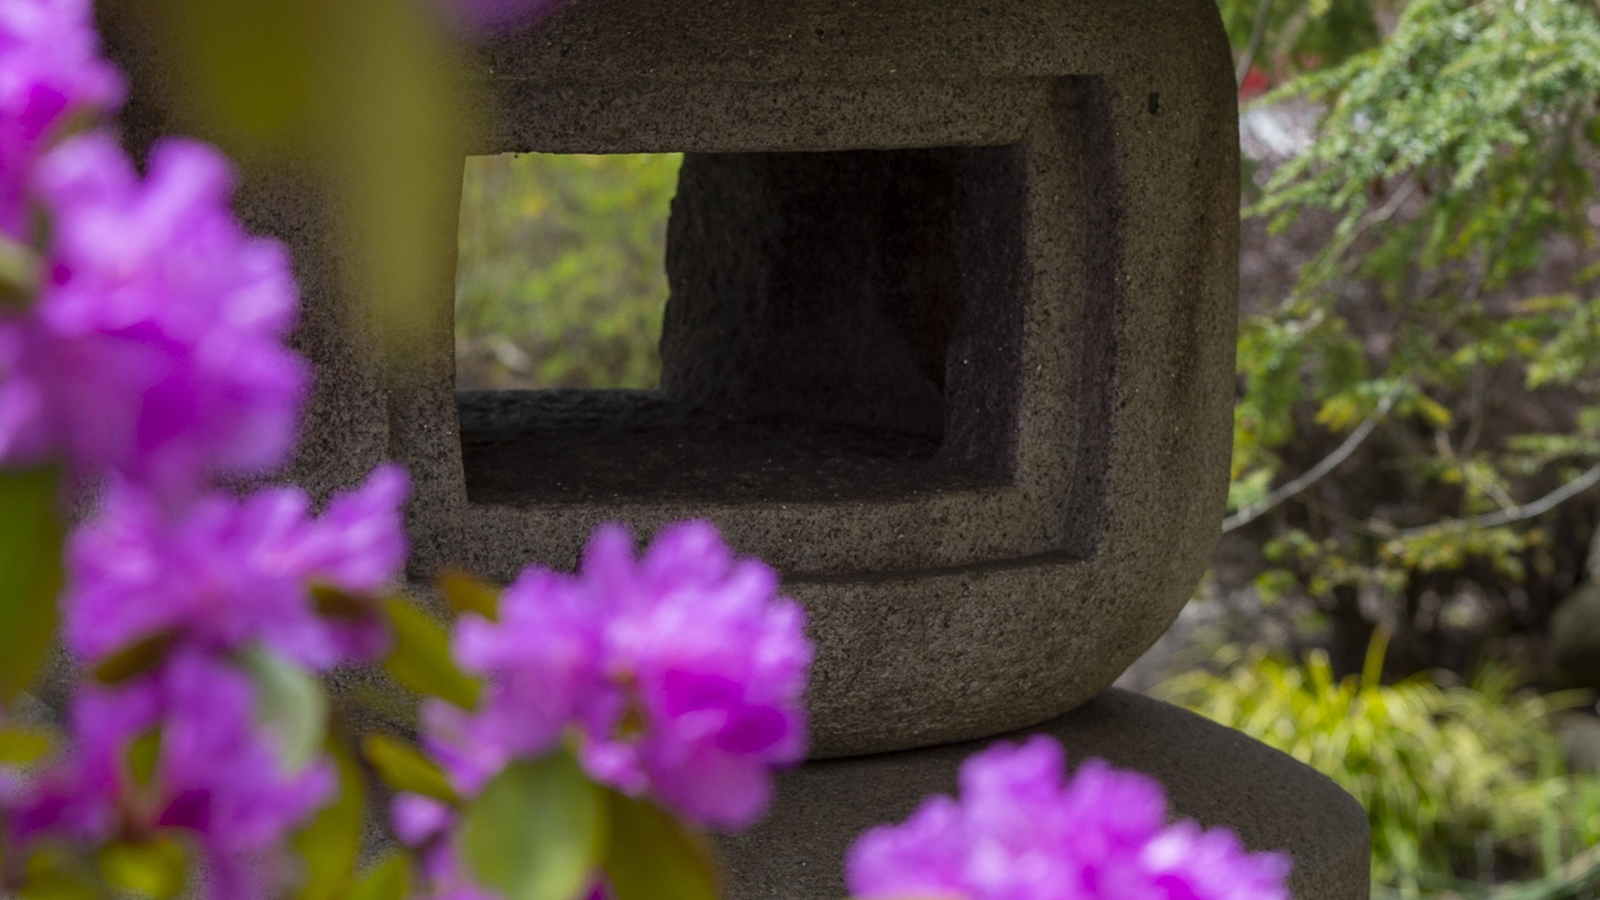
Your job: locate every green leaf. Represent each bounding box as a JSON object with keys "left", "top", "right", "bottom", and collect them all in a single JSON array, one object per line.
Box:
[
  {"left": 380, "top": 595, "right": 480, "bottom": 710},
  {"left": 145, "top": 0, "right": 320, "bottom": 148},
  {"left": 310, "top": 585, "right": 375, "bottom": 621},
  {"left": 345, "top": 681, "right": 421, "bottom": 732},
  {"left": 239, "top": 646, "right": 327, "bottom": 772},
  {"left": 0, "top": 727, "right": 55, "bottom": 766},
  {"left": 435, "top": 570, "right": 500, "bottom": 620},
  {"left": 290, "top": 737, "right": 366, "bottom": 900},
  {"left": 1410, "top": 393, "right": 1453, "bottom": 429},
  {"left": 93, "top": 630, "right": 181, "bottom": 685},
  {"left": 348, "top": 854, "right": 412, "bottom": 900},
  {"left": 0, "top": 466, "right": 63, "bottom": 702},
  {"left": 98, "top": 836, "right": 190, "bottom": 900},
  {"left": 20, "top": 847, "right": 98, "bottom": 900},
  {"left": 600, "top": 791, "right": 718, "bottom": 900},
  {"left": 457, "top": 751, "right": 608, "bottom": 900},
  {"left": 127, "top": 729, "right": 162, "bottom": 786},
  {"left": 361, "top": 734, "right": 456, "bottom": 803},
  {"left": 0, "top": 235, "right": 39, "bottom": 309}
]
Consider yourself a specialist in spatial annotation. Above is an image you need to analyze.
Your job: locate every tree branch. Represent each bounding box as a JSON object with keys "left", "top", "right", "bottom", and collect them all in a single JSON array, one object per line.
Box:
[
  {"left": 1223, "top": 384, "right": 1405, "bottom": 533},
  {"left": 1395, "top": 460, "right": 1600, "bottom": 539},
  {"left": 1236, "top": 0, "right": 1275, "bottom": 86},
  {"left": 1462, "top": 109, "right": 1577, "bottom": 308}
]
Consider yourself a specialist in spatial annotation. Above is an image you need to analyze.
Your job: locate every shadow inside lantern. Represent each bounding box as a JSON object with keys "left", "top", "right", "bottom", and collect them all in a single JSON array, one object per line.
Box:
[{"left": 457, "top": 145, "right": 1027, "bottom": 505}]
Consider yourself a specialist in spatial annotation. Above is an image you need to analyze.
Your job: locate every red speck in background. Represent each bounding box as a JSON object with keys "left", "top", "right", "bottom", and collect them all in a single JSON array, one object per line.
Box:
[{"left": 1239, "top": 65, "right": 1271, "bottom": 100}]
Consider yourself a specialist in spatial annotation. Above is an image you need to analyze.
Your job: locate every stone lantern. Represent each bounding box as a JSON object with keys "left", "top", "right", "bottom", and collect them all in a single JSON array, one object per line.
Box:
[{"left": 105, "top": 1, "right": 1370, "bottom": 898}]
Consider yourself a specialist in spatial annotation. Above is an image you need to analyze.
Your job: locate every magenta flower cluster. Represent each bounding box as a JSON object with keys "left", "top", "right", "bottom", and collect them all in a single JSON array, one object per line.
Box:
[
  {"left": 0, "top": 130, "right": 308, "bottom": 500},
  {"left": 0, "top": 3, "right": 411, "bottom": 899},
  {"left": 6, "top": 651, "right": 337, "bottom": 900},
  {"left": 419, "top": 520, "right": 812, "bottom": 829},
  {"left": 6, "top": 461, "right": 410, "bottom": 899},
  {"left": 847, "top": 736, "right": 1292, "bottom": 900},
  {"left": 0, "top": 0, "right": 122, "bottom": 240},
  {"left": 64, "top": 464, "right": 409, "bottom": 671},
  {"left": 390, "top": 521, "right": 807, "bottom": 900}
]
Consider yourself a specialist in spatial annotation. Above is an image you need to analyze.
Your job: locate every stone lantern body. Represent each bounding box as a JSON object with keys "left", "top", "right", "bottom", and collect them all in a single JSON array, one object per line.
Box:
[
  {"left": 413, "top": 0, "right": 1245, "bottom": 760},
  {"left": 102, "top": 1, "right": 1371, "bottom": 898}
]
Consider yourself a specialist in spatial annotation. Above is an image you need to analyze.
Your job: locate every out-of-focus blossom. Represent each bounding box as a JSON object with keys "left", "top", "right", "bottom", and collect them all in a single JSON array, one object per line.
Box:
[
  {"left": 417, "top": 839, "right": 511, "bottom": 900},
  {"left": 2, "top": 649, "right": 333, "bottom": 900},
  {"left": 0, "top": 133, "right": 308, "bottom": 499},
  {"left": 64, "top": 464, "right": 410, "bottom": 671},
  {"left": 845, "top": 736, "right": 1292, "bottom": 900},
  {"left": 420, "top": 564, "right": 608, "bottom": 797},
  {"left": 0, "top": 0, "right": 122, "bottom": 239},
  {"left": 0, "top": 673, "right": 157, "bottom": 844},
  {"left": 423, "top": 520, "right": 811, "bottom": 830},
  {"left": 391, "top": 792, "right": 454, "bottom": 846}
]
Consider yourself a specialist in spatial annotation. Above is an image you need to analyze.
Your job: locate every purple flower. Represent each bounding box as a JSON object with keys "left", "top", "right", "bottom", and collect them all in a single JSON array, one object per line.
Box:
[
  {"left": 0, "top": 132, "right": 308, "bottom": 499},
  {"left": 153, "top": 653, "right": 334, "bottom": 878},
  {"left": 845, "top": 737, "right": 1292, "bottom": 900},
  {"left": 417, "top": 839, "right": 514, "bottom": 900},
  {"left": 0, "top": 673, "right": 156, "bottom": 844},
  {"left": 0, "top": 0, "right": 123, "bottom": 239},
  {"left": 1140, "top": 821, "right": 1296, "bottom": 900},
  {"left": 421, "top": 564, "right": 609, "bottom": 796},
  {"left": 424, "top": 520, "right": 811, "bottom": 829},
  {"left": 391, "top": 792, "right": 454, "bottom": 846},
  {"left": 3, "top": 649, "right": 334, "bottom": 900},
  {"left": 64, "top": 464, "right": 410, "bottom": 671}
]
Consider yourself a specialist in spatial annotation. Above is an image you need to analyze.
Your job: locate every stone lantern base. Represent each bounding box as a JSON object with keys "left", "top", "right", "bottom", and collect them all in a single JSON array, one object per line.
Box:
[{"left": 716, "top": 690, "right": 1370, "bottom": 900}]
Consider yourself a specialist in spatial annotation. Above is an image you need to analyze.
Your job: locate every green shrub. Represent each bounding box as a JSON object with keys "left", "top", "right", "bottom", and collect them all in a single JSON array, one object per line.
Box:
[
  {"left": 1154, "top": 636, "right": 1600, "bottom": 899},
  {"left": 455, "top": 152, "right": 683, "bottom": 390}
]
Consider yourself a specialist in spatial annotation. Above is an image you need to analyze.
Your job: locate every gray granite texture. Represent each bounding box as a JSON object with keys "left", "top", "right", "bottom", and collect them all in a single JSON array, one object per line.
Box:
[
  {"left": 716, "top": 689, "right": 1371, "bottom": 900},
  {"left": 451, "top": 0, "right": 1241, "bottom": 758},
  {"left": 99, "top": 0, "right": 1242, "bottom": 758}
]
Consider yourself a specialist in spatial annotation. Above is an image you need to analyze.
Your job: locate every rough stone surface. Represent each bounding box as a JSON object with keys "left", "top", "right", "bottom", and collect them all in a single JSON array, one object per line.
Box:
[
  {"left": 100, "top": 0, "right": 1242, "bottom": 758},
  {"left": 716, "top": 689, "right": 1371, "bottom": 900},
  {"left": 454, "top": 0, "right": 1241, "bottom": 757}
]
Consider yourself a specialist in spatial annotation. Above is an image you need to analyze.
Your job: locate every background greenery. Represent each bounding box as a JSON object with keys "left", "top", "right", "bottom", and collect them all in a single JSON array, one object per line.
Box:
[
  {"left": 455, "top": 153, "right": 681, "bottom": 390},
  {"left": 1157, "top": 637, "right": 1600, "bottom": 900},
  {"left": 451, "top": 1, "right": 1600, "bottom": 896}
]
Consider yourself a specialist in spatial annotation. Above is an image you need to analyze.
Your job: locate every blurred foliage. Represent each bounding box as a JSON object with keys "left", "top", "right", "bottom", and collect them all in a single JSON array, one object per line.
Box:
[
  {"left": 1215, "top": 0, "right": 1390, "bottom": 79},
  {"left": 455, "top": 153, "right": 681, "bottom": 390},
  {"left": 458, "top": 751, "right": 607, "bottom": 900},
  {"left": 0, "top": 467, "right": 62, "bottom": 703},
  {"left": 378, "top": 593, "right": 483, "bottom": 711},
  {"left": 1225, "top": 0, "right": 1600, "bottom": 673},
  {"left": 1220, "top": 7, "right": 1600, "bottom": 895},
  {"left": 1157, "top": 637, "right": 1600, "bottom": 899},
  {"left": 601, "top": 790, "right": 719, "bottom": 900},
  {"left": 289, "top": 738, "right": 366, "bottom": 900},
  {"left": 114, "top": 0, "right": 466, "bottom": 363}
]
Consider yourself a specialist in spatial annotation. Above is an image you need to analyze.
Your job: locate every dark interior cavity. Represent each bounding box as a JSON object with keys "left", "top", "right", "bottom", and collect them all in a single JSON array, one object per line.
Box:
[{"left": 458, "top": 145, "right": 1027, "bottom": 505}]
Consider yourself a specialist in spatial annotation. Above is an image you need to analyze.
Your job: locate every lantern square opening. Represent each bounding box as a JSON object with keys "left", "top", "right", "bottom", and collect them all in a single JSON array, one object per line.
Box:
[{"left": 455, "top": 144, "right": 1027, "bottom": 506}]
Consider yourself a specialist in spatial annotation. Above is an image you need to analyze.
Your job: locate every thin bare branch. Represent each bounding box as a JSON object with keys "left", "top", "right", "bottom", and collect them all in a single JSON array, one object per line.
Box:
[
  {"left": 1396, "top": 460, "right": 1600, "bottom": 539},
  {"left": 1458, "top": 360, "right": 1487, "bottom": 459},
  {"left": 1272, "top": 177, "right": 1417, "bottom": 318},
  {"left": 1236, "top": 0, "right": 1275, "bottom": 86},
  {"left": 1462, "top": 109, "right": 1577, "bottom": 308},
  {"left": 1223, "top": 384, "right": 1406, "bottom": 533}
]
